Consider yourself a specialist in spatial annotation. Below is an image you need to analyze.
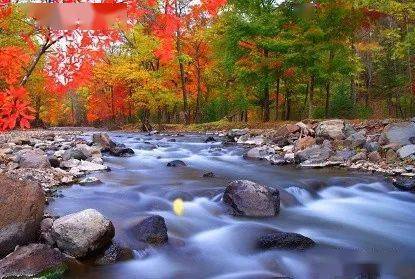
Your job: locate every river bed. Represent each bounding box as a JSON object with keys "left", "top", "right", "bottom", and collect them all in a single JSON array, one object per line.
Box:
[{"left": 47, "top": 132, "right": 415, "bottom": 279}]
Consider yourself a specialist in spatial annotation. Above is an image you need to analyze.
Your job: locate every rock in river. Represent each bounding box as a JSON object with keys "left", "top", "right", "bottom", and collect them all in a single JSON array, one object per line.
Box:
[
  {"left": 51, "top": 209, "right": 115, "bottom": 258},
  {"left": 0, "top": 244, "right": 66, "bottom": 278},
  {"left": 223, "top": 180, "right": 280, "bottom": 217},
  {"left": 257, "top": 231, "right": 315, "bottom": 250},
  {"left": 92, "top": 133, "right": 116, "bottom": 151},
  {"left": 109, "top": 146, "right": 135, "bottom": 157},
  {"left": 167, "top": 160, "right": 187, "bottom": 167},
  {"left": 0, "top": 175, "right": 45, "bottom": 257},
  {"left": 136, "top": 215, "right": 168, "bottom": 245}
]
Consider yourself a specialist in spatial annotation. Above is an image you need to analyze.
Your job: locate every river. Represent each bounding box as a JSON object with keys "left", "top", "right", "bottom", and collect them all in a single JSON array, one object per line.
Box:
[{"left": 47, "top": 132, "right": 415, "bottom": 279}]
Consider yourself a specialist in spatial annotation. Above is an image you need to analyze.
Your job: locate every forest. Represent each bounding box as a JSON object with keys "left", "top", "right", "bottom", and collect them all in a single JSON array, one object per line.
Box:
[{"left": 0, "top": 0, "right": 414, "bottom": 131}]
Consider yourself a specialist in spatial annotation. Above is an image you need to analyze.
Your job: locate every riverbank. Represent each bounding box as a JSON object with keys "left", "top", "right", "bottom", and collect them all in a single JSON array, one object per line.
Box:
[{"left": 0, "top": 122, "right": 414, "bottom": 278}]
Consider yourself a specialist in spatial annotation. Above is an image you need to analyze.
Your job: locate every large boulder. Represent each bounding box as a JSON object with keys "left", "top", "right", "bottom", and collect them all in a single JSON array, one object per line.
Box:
[
  {"left": 136, "top": 215, "right": 168, "bottom": 245},
  {"left": 0, "top": 175, "right": 45, "bottom": 257},
  {"left": 0, "top": 244, "right": 66, "bottom": 278},
  {"left": 294, "top": 141, "right": 332, "bottom": 164},
  {"left": 17, "top": 149, "right": 51, "bottom": 168},
  {"left": 257, "top": 232, "right": 315, "bottom": 250},
  {"left": 51, "top": 209, "right": 115, "bottom": 258},
  {"left": 223, "top": 180, "right": 280, "bottom": 217},
  {"left": 397, "top": 145, "right": 415, "bottom": 159},
  {"left": 380, "top": 122, "right": 415, "bottom": 146},
  {"left": 315, "top": 119, "right": 353, "bottom": 140},
  {"left": 92, "top": 133, "right": 116, "bottom": 151}
]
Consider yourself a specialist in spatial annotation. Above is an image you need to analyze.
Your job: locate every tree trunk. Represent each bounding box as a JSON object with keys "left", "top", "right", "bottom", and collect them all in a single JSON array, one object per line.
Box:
[
  {"left": 263, "top": 49, "right": 270, "bottom": 122},
  {"left": 275, "top": 77, "right": 280, "bottom": 121},
  {"left": 175, "top": 1, "right": 189, "bottom": 125},
  {"left": 308, "top": 75, "right": 315, "bottom": 118},
  {"left": 325, "top": 50, "right": 334, "bottom": 118},
  {"left": 194, "top": 45, "right": 202, "bottom": 123},
  {"left": 285, "top": 89, "right": 291, "bottom": 120}
]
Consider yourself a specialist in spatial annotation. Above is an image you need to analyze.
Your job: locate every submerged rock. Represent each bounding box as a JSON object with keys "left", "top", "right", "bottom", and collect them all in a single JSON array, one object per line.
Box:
[
  {"left": 0, "top": 244, "right": 66, "bottom": 279},
  {"left": 202, "top": 171, "right": 215, "bottom": 178},
  {"left": 91, "top": 243, "right": 134, "bottom": 266},
  {"left": 0, "top": 175, "right": 45, "bottom": 257},
  {"left": 204, "top": 136, "right": 216, "bottom": 143},
  {"left": 51, "top": 209, "right": 115, "bottom": 258},
  {"left": 109, "top": 147, "right": 135, "bottom": 157},
  {"left": 392, "top": 177, "right": 415, "bottom": 192},
  {"left": 223, "top": 180, "right": 280, "bottom": 217},
  {"left": 167, "top": 160, "right": 187, "bottom": 167},
  {"left": 257, "top": 232, "right": 315, "bottom": 250},
  {"left": 136, "top": 215, "right": 168, "bottom": 245}
]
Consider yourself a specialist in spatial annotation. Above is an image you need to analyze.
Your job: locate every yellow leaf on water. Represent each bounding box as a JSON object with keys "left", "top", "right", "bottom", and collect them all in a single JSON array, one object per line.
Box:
[{"left": 173, "top": 198, "right": 185, "bottom": 216}]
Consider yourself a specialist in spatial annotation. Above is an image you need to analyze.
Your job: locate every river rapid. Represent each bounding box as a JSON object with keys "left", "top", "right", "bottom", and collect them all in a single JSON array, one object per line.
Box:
[{"left": 47, "top": 132, "right": 415, "bottom": 279}]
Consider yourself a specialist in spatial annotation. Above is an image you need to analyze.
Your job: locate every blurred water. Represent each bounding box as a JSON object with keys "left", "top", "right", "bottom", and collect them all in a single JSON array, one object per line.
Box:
[{"left": 47, "top": 133, "right": 415, "bottom": 279}]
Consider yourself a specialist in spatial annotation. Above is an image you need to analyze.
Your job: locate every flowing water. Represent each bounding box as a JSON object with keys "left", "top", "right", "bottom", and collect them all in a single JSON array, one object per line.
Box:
[{"left": 47, "top": 132, "right": 415, "bottom": 279}]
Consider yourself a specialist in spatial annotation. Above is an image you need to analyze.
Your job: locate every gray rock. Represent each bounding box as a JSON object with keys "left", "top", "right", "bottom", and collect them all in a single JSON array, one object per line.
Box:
[
  {"left": 397, "top": 145, "right": 415, "bottom": 159},
  {"left": 257, "top": 231, "right": 315, "bottom": 250},
  {"left": 51, "top": 209, "right": 115, "bottom": 258},
  {"left": 331, "top": 149, "right": 356, "bottom": 162},
  {"left": 136, "top": 215, "right": 168, "bottom": 245},
  {"left": 223, "top": 180, "right": 280, "bottom": 217},
  {"left": 345, "top": 130, "right": 366, "bottom": 148},
  {"left": 315, "top": 119, "right": 350, "bottom": 140},
  {"left": 245, "top": 146, "right": 274, "bottom": 160},
  {"left": 0, "top": 175, "right": 45, "bottom": 257},
  {"left": 365, "top": 141, "right": 380, "bottom": 152},
  {"left": 17, "top": 149, "right": 51, "bottom": 168},
  {"left": 62, "top": 148, "right": 88, "bottom": 161},
  {"left": 381, "top": 122, "right": 415, "bottom": 145},
  {"left": 0, "top": 244, "right": 66, "bottom": 278},
  {"left": 295, "top": 141, "right": 332, "bottom": 163}
]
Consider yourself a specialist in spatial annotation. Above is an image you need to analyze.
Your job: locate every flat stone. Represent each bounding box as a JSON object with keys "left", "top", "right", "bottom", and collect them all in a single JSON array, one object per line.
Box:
[{"left": 257, "top": 232, "right": 315, "bottom": 250}]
